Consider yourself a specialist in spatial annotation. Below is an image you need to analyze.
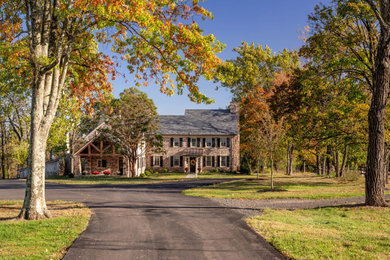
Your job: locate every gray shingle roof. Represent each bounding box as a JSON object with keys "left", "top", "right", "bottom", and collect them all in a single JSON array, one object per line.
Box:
[{"left": 158, "top": 109, "right": 238, "bottom": 136}]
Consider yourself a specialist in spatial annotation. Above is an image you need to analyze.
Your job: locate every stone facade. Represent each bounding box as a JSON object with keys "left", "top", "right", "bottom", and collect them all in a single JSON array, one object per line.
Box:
[
  {"left": 147, "top": 135, "right": 239, "bottom": 173},
  {"left": 72, "top": 103, "right": 240, "bottom": 175},
  {"left": 147, "top": 103, "right": 240, "bottom": 173}
]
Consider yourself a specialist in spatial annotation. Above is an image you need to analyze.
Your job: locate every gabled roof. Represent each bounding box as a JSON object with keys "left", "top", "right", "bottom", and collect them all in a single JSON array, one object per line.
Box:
[{"left": 158, "top": 109, "right": 238, "bottom": 136}]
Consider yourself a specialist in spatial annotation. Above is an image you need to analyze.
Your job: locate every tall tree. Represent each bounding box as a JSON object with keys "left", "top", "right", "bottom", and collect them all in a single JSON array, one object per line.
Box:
[
  {"left": 217, "top": 43, "right": 298, "bottom": 172},
  {"left": 0, "top": 0, "right": 223, "bottom": 220},
  {"left": 364, "top": 0, "right": 390, "bottom": 206},
  {"left": 105, "top": 88, "right": 162, "bottom": 177},
  {"left": 302, "top": 0, "right": 389, "bottom": 205}
]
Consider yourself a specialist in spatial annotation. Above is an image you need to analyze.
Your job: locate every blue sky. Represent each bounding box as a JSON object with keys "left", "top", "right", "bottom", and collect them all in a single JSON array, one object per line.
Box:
[{"left": 111, "top": 0, "right": 330, "bottom": 115}]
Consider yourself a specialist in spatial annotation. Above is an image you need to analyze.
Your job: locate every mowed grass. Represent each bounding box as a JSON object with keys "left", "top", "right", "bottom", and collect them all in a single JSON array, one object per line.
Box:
[
  {"left": 46, "top": 172, "right": 250, "bottom": 185},
  {"left": 247, "top": 206, "right": 390, "bottom": 259},
  {"left": 0, "top": 200, "right": 92, "bottom": 259},
  {"left": 183, "top": 172, "right": 390, "bottom": 200}
]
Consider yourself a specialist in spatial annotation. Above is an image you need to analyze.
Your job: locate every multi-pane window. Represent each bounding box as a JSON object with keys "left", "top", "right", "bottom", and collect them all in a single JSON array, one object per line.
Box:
[
  {"left": 191, "top": 138, "right": 197, "bottom": 147},
  {"left": 220, "top": 138, "right": 227, "bottom": 147},
  {"left": 153, "top": 156, "right": 161, "bottom": 166},
  {"left": 205, "top": 156, "right": 212, "bottom": 167},
  {"left": 173, "top": 138, "right": 180, "bottom": 147},
  {"left": 173, "top": 156, "right": 180, "bottom": 166},
  {"left": 220, "top": 156, "right": 229, "bottom": 167},
  {"left": 98, "top": 159, "right": 107, "bottom": 167},
  {"left": 205, "top": 138, "right": 212, "bottom": 147}
]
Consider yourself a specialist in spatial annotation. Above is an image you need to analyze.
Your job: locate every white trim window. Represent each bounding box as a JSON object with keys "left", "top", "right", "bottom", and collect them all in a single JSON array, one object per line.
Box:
[
  {"left": 220, "top": 156, "right": 229, "bottom": 167},
  {"left": 173, "top": 156, "right": 180, "bottom": 166},
  {"left": 153, "top": 156, "right": 161, "bottom": 167},
  {"left": 205, "top": 138, "right": 212, "bottom": 147},
  {"left": 205, "top": 156, "right": 212, "bottom": 167},
  {"left": 173, "top": 137, "right": 180, "bottom": 147},
  {"left": 220, "top": 138, "right": 227, "bottom": 147},
  {"left": 191, "top": 138, "right": 197, "bottom": 147}
]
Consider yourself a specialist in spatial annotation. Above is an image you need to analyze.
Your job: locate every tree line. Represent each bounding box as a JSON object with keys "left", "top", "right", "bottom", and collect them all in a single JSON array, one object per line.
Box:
[{"left": 215, "top": 0, "right": 390, "bottom": 206}]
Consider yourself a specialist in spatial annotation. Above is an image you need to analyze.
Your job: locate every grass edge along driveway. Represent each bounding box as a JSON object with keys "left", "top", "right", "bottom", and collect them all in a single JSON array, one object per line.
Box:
[
  {"left": 183, "top": 172, "right": 390, "bottom": 200},
  {"left": 246, "top": 206, "right": 390, "bottom": 260},
  {"left": 45, "top": 172, "right": 251, "bottom": 185},
  {"left": 0, "top": 200, "right": 92, "bottom": 260}
]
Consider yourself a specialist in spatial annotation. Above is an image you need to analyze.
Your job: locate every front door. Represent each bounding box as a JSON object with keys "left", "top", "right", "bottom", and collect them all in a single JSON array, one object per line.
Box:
[{"left": 190, "top": 157, "right": 196, "bottom": 173}]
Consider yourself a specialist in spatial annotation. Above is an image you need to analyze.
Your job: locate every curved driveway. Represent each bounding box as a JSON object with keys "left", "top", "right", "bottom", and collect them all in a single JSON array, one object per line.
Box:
[{"left": 0, "top": 180, "right": 284, "bottom": 260}]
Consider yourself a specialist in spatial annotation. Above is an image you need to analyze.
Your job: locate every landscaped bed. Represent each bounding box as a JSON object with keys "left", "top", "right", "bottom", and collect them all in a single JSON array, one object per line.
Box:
[
  {"left": 247, "top": 206, "right": 390, "bottom": 259},
  {"left": 0, "top": 200, "right": 91, "bottom": 259},
  {"left": 183, "top": 172, "right": 390, "bottom": 200}
]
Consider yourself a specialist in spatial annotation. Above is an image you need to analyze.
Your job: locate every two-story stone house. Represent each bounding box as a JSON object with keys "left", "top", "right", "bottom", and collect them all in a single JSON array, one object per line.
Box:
[{"left": 147, "top": 103, "right": 240, "bottom": 173}]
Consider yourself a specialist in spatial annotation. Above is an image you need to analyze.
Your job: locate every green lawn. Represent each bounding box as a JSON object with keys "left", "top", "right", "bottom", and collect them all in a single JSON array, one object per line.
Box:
[
  {"left": 183, "top": 172, "right": 390, "bottom": 200},
  {"left": 46, "top": 171, "right": 251, "bottom": 185},
  {"left": 0, "top": 200, "right": 92, "bottom": 259},
  {"left": 247, "top": 206, "right": 390, "bottom": 259}
]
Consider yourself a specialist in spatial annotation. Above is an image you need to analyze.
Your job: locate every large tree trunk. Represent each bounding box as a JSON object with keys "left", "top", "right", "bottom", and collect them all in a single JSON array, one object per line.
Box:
[
  {"left": 366, "top": 23, "right": 390, "bottom": 206},
  {"left": 18, "top": 79, "right": 51, "bottom": 220},
  {"left": 286, "top": 142, "right": 293, "bottom": 175}
]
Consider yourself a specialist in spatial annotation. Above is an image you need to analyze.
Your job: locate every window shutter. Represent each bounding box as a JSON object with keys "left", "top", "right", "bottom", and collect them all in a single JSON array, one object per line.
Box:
[
  {"left": 203, "top": 156, "right": 206, "bottom": 167},
  {"left": 227, "top": 156, "right": 230, "bottom": 167},
  {"left": 202, "top": 138, "right": 206, "bottom": 147},
  {"left": 170, "top": 156, "right": 173, "bottom": 167},
  {"left": 217, "top": 138, "right": 221, "bottom": 147},
  {"left": 160, "top": 156, "right": 163, "bottom": 167},
  {"left": 212, "top": 138, "right": 215, "bottom": 147},
  {"left": 212, "top": 156, "right": 215, "bottom": 167},
  {"left": 180, "top": 156, "right": 183, "bottom": 167},
  {"left": 170, "top": 138, "right": 174, "bottom": 147},
  {"left": 180, "top": 138, "right": 183, "bottom": 147},
  {"left": 227, "top": 138, "right": 231, "bottom": 147},
  {"left": 217, "top": 156, "right": 220, "bottom": 167},
  {"left": 197, "top": 138, "right": 200, "bottom": 147},
  {"left": 151, "top": 156, "right": 154, "bottom": 167},
  {"left": 187, "top": 138, "right": 191, "bottom": 147}
]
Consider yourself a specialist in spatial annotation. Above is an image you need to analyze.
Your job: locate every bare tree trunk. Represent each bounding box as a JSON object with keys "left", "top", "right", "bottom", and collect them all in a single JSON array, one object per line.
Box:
[
  {"left": 257, "top": 155, "right": 260, "bottom": 180},
  {"left": 339, "top": 145, "right": 349, "bottom": 178},
  {"left": 326, "top": 146, "right": 332, "bottom": 175},
  {"left": 316, "top": 154, "right": 321, "bottom": 175},
  {"left": 286, "top": 142, "right": 293, "bottom": 175},
  {"left": 322, "top": 155, "right": 326, "bottom": 175},
  {"left": 303, "top": 160, "right": 306, "bottom": 173},
  {"left": 333, "top": 150, "right": 340, "bottom": 177},
  {"left": 270, "top": 153, "right": 274, "bottom": 190},
  {"left": 1, "top": 122, "right": 6, "bottom": 179}
]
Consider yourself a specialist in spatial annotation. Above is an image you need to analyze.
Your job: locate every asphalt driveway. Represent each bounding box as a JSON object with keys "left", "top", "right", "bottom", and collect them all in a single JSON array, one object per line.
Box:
[{"left": 0, "top": 180, "right": 284, "bottom": 260}]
